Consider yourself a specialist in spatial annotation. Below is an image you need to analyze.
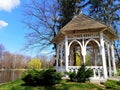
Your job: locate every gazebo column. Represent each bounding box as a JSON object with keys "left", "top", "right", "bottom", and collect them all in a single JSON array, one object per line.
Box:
[
  {"left": 82, "top": 36, "right": 86, "bottom": 64},
  {"left": 60, "top": 45, "right": 63, "bottom": 72},
  {"left": 82, "top": 47, "right": 86, "bottom": 64},
  {"left": 56, "top": 44, "right": 59, "bottom": 69},
  {"left": 111, "top": 42, "right": 117, "bottom": 76},
  {"left": 100, "top": 32, "right": 108, "bottom": 79},
  {"left": 107, "top": 44, "right": 112, "bottom": 77},
  {"left": 65, "top": 36, "right": 69, "bottom": 72}
]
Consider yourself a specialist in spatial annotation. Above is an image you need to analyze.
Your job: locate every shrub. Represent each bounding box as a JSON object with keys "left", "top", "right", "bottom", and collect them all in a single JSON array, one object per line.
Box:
[
  {"left": 66, "top": 72, "right": 76, "bottom": 81},
  {"left": 117, "top": 69, "right": 120, "bottom": 76},
  {"left": 22, "top": 69, "right": 62, "bottom": 86},
  {"left": 117, "top": 80, "right": 120, "bottom": 85},
  {"left": 76, "top": 64, "right": 93, "bottom": 82},
  {"left": 67, "top": 64, "right": 93, "bottom": 83},
  {"left": 22, "top": 69, "right": 43, "bottom": 85},
  {"left": 40, "top": 69, "right": 62, "bottom": 86}
]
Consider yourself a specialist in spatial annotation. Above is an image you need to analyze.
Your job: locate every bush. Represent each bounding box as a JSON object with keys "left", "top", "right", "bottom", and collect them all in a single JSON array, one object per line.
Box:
[
  {"left": 22, "top": 69, "right": 44, "bottom": 85},
  {"left": 22, "top": 69, "right": 62, "bottom": 86},
  {"left": 66, "top": 72, "right": 76, "bottom": 81},
  {"left": 76, "top": 64, "right": 93, "bottom": 82},
  {"left": 117, "top": 69, "right": 120, "bottom": 76},
  {"left": 104, "top": 80, "right": 120, "bottom": 90},
  {"left": 67, "top": 64, "right": 93, "bottom": 83},
  {"left": 41, "top": 69, "right": 62, "bottom": 86},
  {"left": 117, "top": 80, "right": 120, "bottom": 85}
]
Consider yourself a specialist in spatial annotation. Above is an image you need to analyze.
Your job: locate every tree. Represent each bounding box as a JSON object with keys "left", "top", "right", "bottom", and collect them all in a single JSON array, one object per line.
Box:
[
  {"left": 23, "top": 0, "right": 87, "bottom": 53},
  {"left": 23, "top": 0, "right": 59, "bottom": 52},
  {"left": 57, "top": 0, "right": 84, "bottom": 28},
  {"left": 23, "top": 0, "right": 120, "bottom": 61},
  {"left": 85, "top": 0, "right": 120, "bottom": 61},
  {"left": 2, "top": 51, "right": 13, "bottom": 69},
  {"left": 36, "top": 55, "right": 49, "bottom": 68},
  {"left": 0, "top": 51, "right": 31, "bottom": 69},
  {"left": 0, "top": 44, "right": 5, "bottom": 61},
  {"left": 13, "top": 54, "right": 31, "bottom": 69},
  {"left": 85, "top": 53, "right": 91, "bottom": 66},
  {"left": 28, "top": 58, "right": 41, "bottom": 69},
  {"left": 49, "top": 55, "right": 56, "bottom": 67}
]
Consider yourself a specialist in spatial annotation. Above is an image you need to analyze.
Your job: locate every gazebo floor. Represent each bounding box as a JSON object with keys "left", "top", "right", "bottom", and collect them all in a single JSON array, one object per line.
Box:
[{"left": 108, "top": 76, "right": 120, "bottom": 81}]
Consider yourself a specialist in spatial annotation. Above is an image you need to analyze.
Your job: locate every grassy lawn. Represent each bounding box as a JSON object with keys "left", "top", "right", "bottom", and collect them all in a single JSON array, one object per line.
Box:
[
  {"left": 0, "top": 79, "right": 104, "bottom": 90},
  {"left": 104, "top": 80, "right": 120, "bottom": 90},
  {"left": 117, "top": 69, "right": 120, "bottom": 76}
]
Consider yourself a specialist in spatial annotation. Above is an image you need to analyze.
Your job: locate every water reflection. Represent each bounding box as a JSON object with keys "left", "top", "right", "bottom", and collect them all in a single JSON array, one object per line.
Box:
[{"left": 0, "top": 69, "right": 24, "bottom": 83}]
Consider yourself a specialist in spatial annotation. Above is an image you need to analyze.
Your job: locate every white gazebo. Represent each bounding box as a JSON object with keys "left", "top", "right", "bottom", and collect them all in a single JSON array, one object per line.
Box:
[{"left": 53, "top": 14, "right": 118, "bottom": 80}]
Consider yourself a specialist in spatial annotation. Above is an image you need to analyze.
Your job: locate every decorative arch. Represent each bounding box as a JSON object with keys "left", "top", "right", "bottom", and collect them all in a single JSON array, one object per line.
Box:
[
  {"left": 85, "top": 39, "right": 100, "bottom": 48},
  {"left": 68, "top": 39, "right": 83, "bottom": 66},
  {"left": 68, "top": 39, "right": 83, "bottom": 49},
  {"left": 85, "top": 38, "right": 101, "bottom": 66}
]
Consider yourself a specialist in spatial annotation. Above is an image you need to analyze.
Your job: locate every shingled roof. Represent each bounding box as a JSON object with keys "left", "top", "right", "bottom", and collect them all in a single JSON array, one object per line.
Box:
[
  {"left": 60, "top": 14, "right": 106, "bottom": 33},
  {"left": 53, "top": 14, "right": 118, "bottom": 43}
]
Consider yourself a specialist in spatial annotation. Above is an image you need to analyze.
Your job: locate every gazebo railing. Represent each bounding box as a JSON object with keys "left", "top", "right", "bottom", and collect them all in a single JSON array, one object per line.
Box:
[{"left": 68, "top": 66, "right": 103, "bottom": 79}]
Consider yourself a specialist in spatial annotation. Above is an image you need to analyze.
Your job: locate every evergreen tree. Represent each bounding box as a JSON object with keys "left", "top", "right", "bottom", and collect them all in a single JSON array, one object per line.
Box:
[{"left": 57, "top": 0, "right": 83, "bottom": 29}]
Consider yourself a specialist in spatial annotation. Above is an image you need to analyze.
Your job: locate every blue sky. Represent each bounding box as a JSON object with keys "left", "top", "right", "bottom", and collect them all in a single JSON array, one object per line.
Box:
[
  {"left": 0, "top": 0, "right": 35, "bottom": 56},
  {"left": 0, "top": 0, "right": 119, "bottom": 57},
  {"left": 0, "top": 0, "right": 54, "bottom": 57}
]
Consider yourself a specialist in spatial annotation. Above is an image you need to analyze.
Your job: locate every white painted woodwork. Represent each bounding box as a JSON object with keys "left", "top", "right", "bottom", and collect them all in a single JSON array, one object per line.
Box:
[
  {"left": 68, "top": 66, "right": 103, "bottom": 78},
  {"left": 60, "top": 45, "right": 63, "bottom": 72},
  {"left": 65, "top": 36, "right": 69, "bottom": 72},
  {"left": 100, "top": 32, "right": 108, "bottom": 79},
  {"left": 111, "top": 43, "right": 117, "bottom": 75},
  {"left": 107, "top": 44, "right": 112, "bottom": 77},
  {"left": 56, "top": 31, "right": 117, "bottom": 80},
  {"left": 56, "top": 45, "right": 59, "bottom": 69}
]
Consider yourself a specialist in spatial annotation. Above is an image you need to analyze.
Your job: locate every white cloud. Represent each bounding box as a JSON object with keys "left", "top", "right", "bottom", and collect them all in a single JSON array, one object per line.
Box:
[
  {"left": 41, "top": 50, "right": 54, "bottom": 55},
  {"left": 42, "top": 50, "right": 50, "bottom": 54},
  {"left": 0, "top": 20, "right": 8, "bottom": 29},
  {"left": 0, "top": 0, "right": 20, "bottom": 12}
]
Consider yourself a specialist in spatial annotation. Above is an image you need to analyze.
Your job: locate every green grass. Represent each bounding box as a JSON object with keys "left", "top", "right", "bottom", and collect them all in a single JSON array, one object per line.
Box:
[
  {"left": 104, "top": 80, "right": 120, "bottom": 90},
  {"left": 0, "top": 79, "right": 104, "bottom": 90},
  {"left": 117, "top": 69, "right": 120, "bottom": 76}
]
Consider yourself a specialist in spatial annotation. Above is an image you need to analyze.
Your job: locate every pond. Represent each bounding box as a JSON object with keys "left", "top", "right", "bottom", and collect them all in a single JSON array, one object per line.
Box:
[{"left": 0, "top": 69, "right": 25, "bottom": 84}]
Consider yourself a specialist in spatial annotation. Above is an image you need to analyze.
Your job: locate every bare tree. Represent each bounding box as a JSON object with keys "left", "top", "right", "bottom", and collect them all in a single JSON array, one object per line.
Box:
[
  {"left": 2, "top": 51, "right": 13, "bottom": 69},
  {"left": 36, "top": 55, "right": 48, "bottom": 68},
  {"left": 23, "top": 0, "right": 59, "bottom": 53},
  {"left": 0, "top": 51, "right": 31, "bottom": 69},
  {"left": 49, "top": 55, "right": 56, "bottom": 68},
  {"left": 0, "top": 44, "right": 5, "bottom": 61}
]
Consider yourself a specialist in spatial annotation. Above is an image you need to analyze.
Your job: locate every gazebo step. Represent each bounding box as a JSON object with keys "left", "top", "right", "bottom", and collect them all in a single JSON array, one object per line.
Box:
[{"left": 89, "top": 78, "right": 107, "bottom": 83}]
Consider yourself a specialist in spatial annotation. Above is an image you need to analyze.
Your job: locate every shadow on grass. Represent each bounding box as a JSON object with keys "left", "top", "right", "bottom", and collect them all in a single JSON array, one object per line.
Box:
[
  {"left": 10, "top": 84, "right": 56, "bottom": 90},
  {"left": 20, "top": 83, "right": 57, "bottom": 90},
  {"left": 8, "top": 80, "right": 104, "bottom": 90},
  {"left": 55, "top": 80, "right": 104, "bottom": 90}
]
